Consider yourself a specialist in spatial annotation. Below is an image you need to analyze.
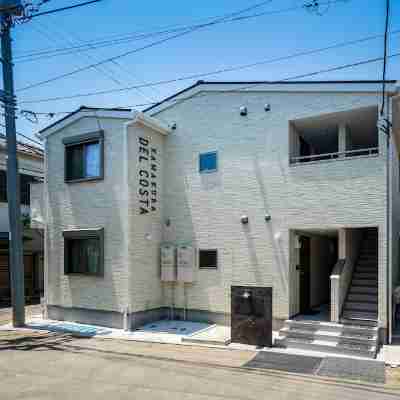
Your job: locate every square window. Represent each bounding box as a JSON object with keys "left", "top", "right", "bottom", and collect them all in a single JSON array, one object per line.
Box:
[
  {"left": 64, "top": 131, "right": 104, "bottom": 182},
  {"left": 199, "top": 151, "right": 217, "bottom": 173},
  {"left": 199, "top": 249, "right": 218, "bottom": 269},
  {"left": 63, "top": 229, "right": 104, "bottom": 276}
]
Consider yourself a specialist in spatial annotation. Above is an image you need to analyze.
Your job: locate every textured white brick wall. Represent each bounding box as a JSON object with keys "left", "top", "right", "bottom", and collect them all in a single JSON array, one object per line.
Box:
[
  {"left": 153, "top": 90, "right": 389, "bottom": 324},
  {"left": 45, "top": 116, "right": 131, "bottom": 312}
]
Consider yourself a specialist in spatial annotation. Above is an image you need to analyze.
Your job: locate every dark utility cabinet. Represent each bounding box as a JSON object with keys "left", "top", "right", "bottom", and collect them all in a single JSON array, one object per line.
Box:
[{"left": 231, "top": 286, "right": 272, "bottom": 347}]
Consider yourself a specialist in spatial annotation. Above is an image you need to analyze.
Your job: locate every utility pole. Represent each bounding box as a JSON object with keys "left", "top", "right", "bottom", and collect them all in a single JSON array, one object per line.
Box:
[
  {"left": 1, "top": 9, "right": 25, "bottom": 327},
  {"left": 0, "top": 0, "right": 102, "bottom": 327}
]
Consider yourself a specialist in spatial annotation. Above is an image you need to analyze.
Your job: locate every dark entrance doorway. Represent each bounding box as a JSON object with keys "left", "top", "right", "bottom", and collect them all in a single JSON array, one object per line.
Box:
[
  {"left": 231, "top": 286, "right": 272, "bottom": 347},
  {"left": 298, "top": 236, "right": 311, "bottom": 314}
]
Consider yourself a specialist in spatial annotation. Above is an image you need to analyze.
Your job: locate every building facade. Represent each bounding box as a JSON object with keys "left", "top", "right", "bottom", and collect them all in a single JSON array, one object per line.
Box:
[
  {"left": 0, "top": 135, "right": 44, "bottom": 306},
  {"left": 34, "top": 82, "right": 400, "bottom": 351}
]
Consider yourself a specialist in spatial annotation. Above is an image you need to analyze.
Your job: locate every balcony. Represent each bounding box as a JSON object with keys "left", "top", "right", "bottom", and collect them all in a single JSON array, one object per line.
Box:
[{"left": 289, "top": 106, "right": 379, "bottom": 166}]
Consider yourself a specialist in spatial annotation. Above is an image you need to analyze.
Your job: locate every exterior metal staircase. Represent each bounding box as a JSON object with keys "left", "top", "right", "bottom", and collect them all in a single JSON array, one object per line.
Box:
[
  {"left": 275, "top": 229, "right": 379, "bottom": 358},
  {"left": 341, "top": 228, "right": 378, "bottom": 326}
]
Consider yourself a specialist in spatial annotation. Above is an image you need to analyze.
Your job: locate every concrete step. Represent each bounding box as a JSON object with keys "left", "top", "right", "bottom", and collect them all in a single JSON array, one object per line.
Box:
[
  {"left": 355, "top": 266, "right": 378, "bottom": 273},
  {"left": 279, "top": 327, "right": 377, "bottom": 345},
  {"left": 344, "top": 302, "right": 378, "bottom": 312},
  {"left": 349, "top": 285, "right": 378, "bottom": 295},
  {"left": 353, "top": 272, "right": 378, "bottom": 280},
  {"left": 347, "top": 293, "right": 378, "bottom": 303},
  {"left": 274, "top": 336, "right": 376, "bottom": 358},
  {"left": 341, "top": 311, "right": 378, "bottom": 326},
  {"left": 352, "top": 279, "right": 378, "bottom": 286}
]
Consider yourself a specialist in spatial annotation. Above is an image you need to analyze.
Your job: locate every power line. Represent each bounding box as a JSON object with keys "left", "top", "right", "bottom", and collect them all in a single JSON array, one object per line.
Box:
[
  {"left": 29, "top": 0, "right": 103, "bottom": 19},
  {"left": 380, "top": 0, "right": 390, "bottom": 116},
  {"left": 0, "top": 122, "right": 43, "bottom": 146},
  {"left": 18, "top": 30, "right": 400, "bottom": 105},
  {"left": 15, "top": 0, "right": 349, "bottom": 63},
  {"left": 17, "top": 0, "right": 273, "bottom": 91},
  {"left": 18, "top": 0, "right": 349, "bottom": 92}
]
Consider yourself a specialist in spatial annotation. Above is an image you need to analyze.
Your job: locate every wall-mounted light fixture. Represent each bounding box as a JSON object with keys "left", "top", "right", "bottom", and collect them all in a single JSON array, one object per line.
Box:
[
  {"left": 264, "top": 104, "right": 271, "bottom": 112},
  {"left": 165, "top": 218, "right": 171, "bottom": 227},
  {"left": 171, "top": 122, "right": 177, "bottom": 130},
  {"left": 145, "top": 233, "right": 152, "bottom": 241},
  {"left": 239, "top": 106, "right": 248, "bottom": 116},
  {"left": 264, "top": 214, "right": 271, "bottom": 222},
  {"left": 241, "top": 215, "right": 249, "bottom": 224}
]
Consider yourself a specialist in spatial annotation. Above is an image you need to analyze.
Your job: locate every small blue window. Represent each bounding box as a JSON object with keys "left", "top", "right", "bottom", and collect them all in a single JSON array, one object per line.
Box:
[{"left": 199, "top": 151, "right": 217, "bottom": 173}]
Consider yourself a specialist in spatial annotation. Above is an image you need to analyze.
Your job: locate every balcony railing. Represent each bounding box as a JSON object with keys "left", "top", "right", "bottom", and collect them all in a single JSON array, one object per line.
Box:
[{"left": 290, "top": 147, "right": 379, "bottom": 165}]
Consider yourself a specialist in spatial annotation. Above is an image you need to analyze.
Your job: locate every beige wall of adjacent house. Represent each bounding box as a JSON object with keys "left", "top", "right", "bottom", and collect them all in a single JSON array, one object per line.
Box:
[
  {"left": 44, "top": 116, "right": 131, "bottom": 312},
  {"left": 152, "top": 90, "right": 389, "bottom": 325}
]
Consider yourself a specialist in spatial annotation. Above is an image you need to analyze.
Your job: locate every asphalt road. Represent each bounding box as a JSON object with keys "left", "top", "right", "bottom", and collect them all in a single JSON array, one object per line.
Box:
[{"left": 0, "top": 330, "right": 399, "bottom": 400}]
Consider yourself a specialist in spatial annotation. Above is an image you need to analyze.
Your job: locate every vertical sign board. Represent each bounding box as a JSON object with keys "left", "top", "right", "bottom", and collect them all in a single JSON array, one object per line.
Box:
[
  {"left": 138, "top": 136, "right": 158, "bottom": 215},
  {"left": 231, "top": 286, "right": 272, "bottom": 347}
]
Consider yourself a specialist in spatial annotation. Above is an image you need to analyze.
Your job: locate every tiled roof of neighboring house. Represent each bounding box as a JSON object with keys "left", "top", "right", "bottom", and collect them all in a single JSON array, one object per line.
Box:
[
  {"left": 0, "top": 133, "right": 44, "bottom": 159},
  {"left": 143, "top": 79, "right": 398, "bottom": 113}
]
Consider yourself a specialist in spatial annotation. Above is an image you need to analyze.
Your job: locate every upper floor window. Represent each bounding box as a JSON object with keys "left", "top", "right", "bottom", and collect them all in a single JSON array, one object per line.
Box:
[
  {"left": 63, "top": 130, "right": 104, "bottom": 182},
  {"left": 199, "top": 151, "right": 217, "bottom": 173}
]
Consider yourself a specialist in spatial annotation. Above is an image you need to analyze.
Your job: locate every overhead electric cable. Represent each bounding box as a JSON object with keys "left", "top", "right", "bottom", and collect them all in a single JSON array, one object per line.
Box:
[
  {"left": 16, "top": 0, "right": 349, "bottom": 63},
  {"left": 18, "top": 37, "right": 400, "bottom": 105}
]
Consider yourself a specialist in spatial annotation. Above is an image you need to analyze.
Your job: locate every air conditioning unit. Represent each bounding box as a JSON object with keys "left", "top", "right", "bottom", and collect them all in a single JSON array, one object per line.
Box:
[
  {"left": 177, "top": 245, "right": 195, "bottom": 283},
  {"left": 160, "top": 244, "right": 176, "bottom": 282}
]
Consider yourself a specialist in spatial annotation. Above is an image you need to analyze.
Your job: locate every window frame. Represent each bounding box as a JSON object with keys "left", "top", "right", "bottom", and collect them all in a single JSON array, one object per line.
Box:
[
  {"left": 198, "top": 249, "right": 218, "bottom": 270},
  {"left": 63, "top": 228, "right": 104, "bottom": 277},
  {"left": 199, "top": 151, "right": 218, "bottom": 174},
  {"left": 63, "top": 130, "right": 104, "bottom": 183}
]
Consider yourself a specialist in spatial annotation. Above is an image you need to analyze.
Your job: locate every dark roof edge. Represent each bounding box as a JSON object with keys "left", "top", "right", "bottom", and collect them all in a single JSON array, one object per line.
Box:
[
  {"left": 143, "top": 79, "right": 397, "bottom": 113},
  {"left": 39, "top": 106, "right": 132, "bottom": 135}
]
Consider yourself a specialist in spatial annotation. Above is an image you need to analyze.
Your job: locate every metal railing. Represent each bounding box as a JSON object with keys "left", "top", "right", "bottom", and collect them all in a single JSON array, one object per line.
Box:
[{"left": 290, "top": 147, "right": 379, "bottom": 165}]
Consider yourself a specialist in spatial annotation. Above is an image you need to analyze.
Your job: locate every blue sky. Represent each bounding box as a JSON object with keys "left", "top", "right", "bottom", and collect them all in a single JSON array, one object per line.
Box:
[{"left": 7, "top": 0, "right": 400, "bottom": 142}]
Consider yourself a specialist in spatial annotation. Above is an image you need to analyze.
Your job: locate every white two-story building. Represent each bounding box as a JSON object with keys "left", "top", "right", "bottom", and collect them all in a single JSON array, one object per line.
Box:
[{"left": 33, "top": 81, "right": 400, "bottom": 357}]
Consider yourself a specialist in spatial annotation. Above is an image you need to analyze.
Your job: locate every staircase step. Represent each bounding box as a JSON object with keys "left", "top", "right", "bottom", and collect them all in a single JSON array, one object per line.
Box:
[
  {"left": 352, "top": 279, "right": 378, "bottom": 286},
  {"left": 280, "top": 327, "right": 377, "bottom": 345},
  {"left": 274, "top": 336, "right": 376, "bottom": 358},
  {"left": 341, "top": 310, "right": 378, "bottom": 324},
  {"left": 345, "top": 302, "right": 378, "bottom": 312},
  {"left": 353, "top": 272, "right": 378, "bottom": 280},
  {"left": 349, "top": 286, "right": 378, "bottom": 295},
  {"left": 355, "top": 266, "right": 378, "bottom": 272},
  {"left": 347, "top": 293, "right": 378, "bottom": 303}
]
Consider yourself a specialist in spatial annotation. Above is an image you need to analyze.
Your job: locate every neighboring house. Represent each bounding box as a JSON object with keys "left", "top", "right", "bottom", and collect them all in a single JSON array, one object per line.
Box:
[
  {"left": 33, "top": 81, "right": 400, "bottom": 357},
  {"left": 0, "top": 135, "right": 44, "bottom": 306}
]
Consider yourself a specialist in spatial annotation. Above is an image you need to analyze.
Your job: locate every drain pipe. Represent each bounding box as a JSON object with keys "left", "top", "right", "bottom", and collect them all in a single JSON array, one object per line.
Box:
[{"left": 183, "top": 283, "right": 187, "bottom": 321}]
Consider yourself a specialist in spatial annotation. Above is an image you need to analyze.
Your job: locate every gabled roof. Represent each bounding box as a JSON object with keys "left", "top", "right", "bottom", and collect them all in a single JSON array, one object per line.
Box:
[
  {"left": 144, "top": 79, "right": 398, "bottom": 115},
  {"left": 38, "top": 106, "right": 133, "bottom": 139}
]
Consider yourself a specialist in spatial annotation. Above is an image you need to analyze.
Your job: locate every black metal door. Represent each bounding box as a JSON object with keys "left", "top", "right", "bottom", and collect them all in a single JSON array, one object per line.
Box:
[
  {"left": 298, "top": 236, "right": 311, "bottom": 314},
  {"left": 231, "top": 286, "right": 272, "bottom": 347}
]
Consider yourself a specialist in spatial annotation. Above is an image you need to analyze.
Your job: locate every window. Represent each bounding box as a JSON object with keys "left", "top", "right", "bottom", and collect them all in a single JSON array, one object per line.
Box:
[
  {"left": 199, "top": 151, "right": 217, "bottom": 173},
  {"left": 63, "top": 228, "right": 104, "bottom": 276},
  {"left": 64, "top": 131, "right": 104, "bottom": 182},
  {"left": 199, "top": 249, "right": 218, "bottom": 269},
  {"left": 0, "top": 170, "right": 36, "bottom": 205}
]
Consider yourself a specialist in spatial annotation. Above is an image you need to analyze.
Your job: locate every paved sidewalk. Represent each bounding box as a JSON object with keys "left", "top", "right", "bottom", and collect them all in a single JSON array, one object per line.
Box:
[{"left": 0, "top": 329, "right": 399, "bottom": 399}]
